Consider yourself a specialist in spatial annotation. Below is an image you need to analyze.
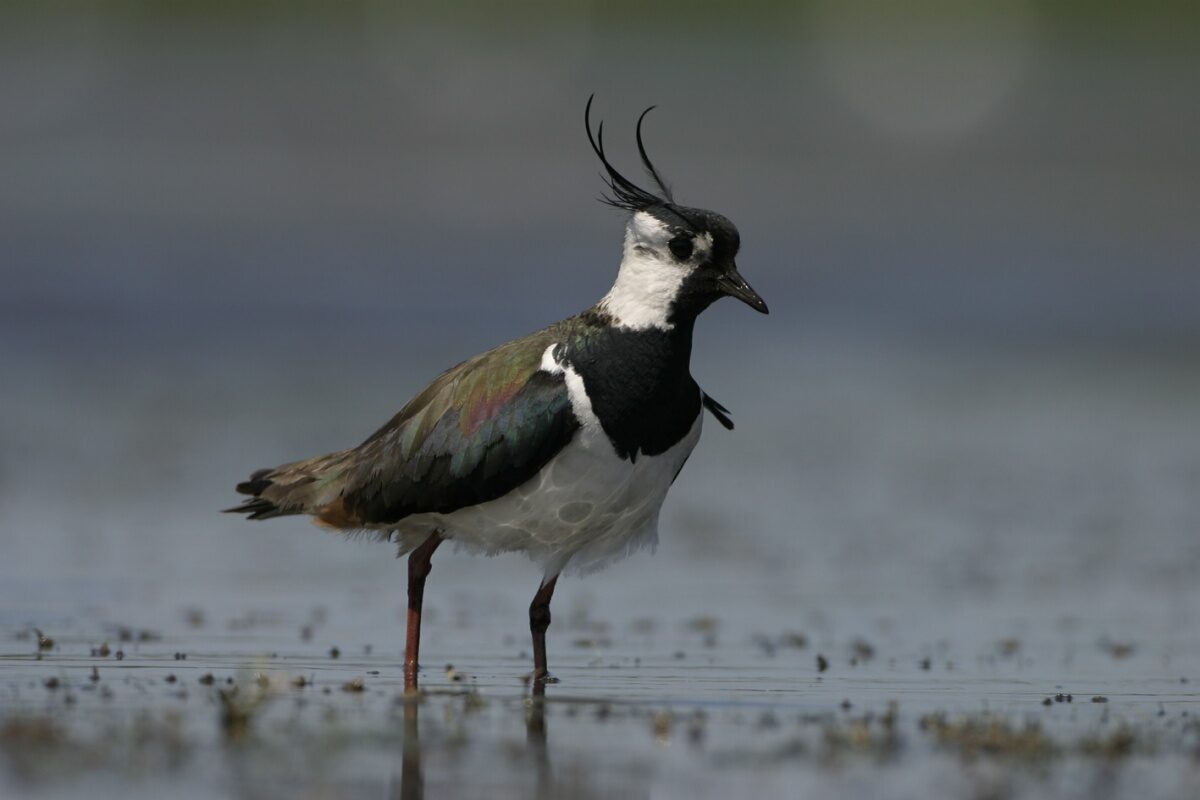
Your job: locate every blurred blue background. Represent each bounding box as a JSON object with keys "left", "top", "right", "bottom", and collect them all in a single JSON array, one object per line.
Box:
[
  {"left": 4, "top": 0, "right": 1197, "bottom": 343},
  {"left": 2, "top": 0, "right": 1197, "bottom": 641}
]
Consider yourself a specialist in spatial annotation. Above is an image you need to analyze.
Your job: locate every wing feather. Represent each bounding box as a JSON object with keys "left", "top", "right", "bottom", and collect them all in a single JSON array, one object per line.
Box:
[{"left": 334, "top": 329, "right": 579, "bottom": 525}]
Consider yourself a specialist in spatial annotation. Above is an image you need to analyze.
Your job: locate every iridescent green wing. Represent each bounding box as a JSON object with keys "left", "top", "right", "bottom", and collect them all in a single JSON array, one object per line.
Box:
[{"left": 339, "top": 326, "right": 578, "bottom": 524}]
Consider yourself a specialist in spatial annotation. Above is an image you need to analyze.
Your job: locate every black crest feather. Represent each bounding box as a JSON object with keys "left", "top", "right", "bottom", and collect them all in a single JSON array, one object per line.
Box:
[
  {"left": 636, "top": 106, "right": 675, "bottom": 202},
  {"left": 585, "top": 95, "right": 669, "bottom": 213}
]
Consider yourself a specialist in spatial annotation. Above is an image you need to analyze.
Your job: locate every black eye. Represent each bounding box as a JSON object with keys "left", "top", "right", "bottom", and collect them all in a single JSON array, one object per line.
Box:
[{"left": 668, "top": 234, "right": 694, "bottom": 261}]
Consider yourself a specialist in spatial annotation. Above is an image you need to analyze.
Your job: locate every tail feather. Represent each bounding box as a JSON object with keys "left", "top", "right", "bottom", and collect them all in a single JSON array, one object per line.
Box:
[
  {"left": 234, "top": 468, "right": 274, "bottom": 497},
  {"left": 222, "top": 496, "right": 285, "bottom": 520},
  {"left": 224, "top": 451, "right": 351, "bottom": 521}
]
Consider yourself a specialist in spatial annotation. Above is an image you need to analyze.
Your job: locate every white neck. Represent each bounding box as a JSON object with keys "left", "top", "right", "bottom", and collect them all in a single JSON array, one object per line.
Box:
[{"left": 596, "top": 216, "right": 685, "bottom": 331}]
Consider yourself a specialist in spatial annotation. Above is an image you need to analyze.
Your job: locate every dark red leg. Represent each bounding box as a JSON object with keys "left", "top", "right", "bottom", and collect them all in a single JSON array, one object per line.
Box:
[
  {"left": 529, "top": 576, "right": 559, "bottom": 683},
  {"left": 404, "top": 532, "right": 443, "bottom": 692}
]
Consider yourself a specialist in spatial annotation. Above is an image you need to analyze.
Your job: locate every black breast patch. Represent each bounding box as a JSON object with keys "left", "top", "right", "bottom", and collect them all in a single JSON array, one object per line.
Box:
[{"left": 562, "top": 326, "right": 701, "bottom": 461}]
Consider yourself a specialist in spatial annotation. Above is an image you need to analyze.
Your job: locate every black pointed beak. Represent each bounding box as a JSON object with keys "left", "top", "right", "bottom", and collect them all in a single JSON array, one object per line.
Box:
[{"left": 717, "top": 265, "right": 768, "bottom": 314}]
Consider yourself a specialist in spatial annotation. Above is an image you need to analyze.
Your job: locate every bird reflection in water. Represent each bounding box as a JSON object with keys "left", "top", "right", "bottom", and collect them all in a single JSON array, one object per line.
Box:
[
  {"left": 527, "top": 680, "right": 552, "bottom": 797},
  {"left": 398, "top": 699, "right": 423, "bottom": 800},
  {"left": 392, "top": 681, "right": 554, "bottom": 800}
]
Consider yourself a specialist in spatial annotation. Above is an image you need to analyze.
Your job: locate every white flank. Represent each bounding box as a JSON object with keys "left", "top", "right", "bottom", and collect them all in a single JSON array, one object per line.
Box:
[{"left": 598, "top": 211, "right": 688, "bottom": 331}]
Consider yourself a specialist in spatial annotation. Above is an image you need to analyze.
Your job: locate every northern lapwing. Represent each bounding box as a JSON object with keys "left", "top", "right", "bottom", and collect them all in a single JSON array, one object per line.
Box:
[{"left": 225, "top": 97, "right": 767, "bottom": 690}]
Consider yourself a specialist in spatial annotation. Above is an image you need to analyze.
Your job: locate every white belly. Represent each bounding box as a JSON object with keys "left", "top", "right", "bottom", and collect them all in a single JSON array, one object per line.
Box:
[{"left": 392, "top": 412, "right": 702, "bottom": 577}]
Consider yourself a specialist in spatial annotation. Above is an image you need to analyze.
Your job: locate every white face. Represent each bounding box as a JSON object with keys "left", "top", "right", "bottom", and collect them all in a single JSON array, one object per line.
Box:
[{"left": 599, "top": 211, "right": 713, "bottom": 331}]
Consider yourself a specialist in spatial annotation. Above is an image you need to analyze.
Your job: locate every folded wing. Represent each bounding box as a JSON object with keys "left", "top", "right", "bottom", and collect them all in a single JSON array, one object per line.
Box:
[{"left": 328, "top": 330, "right": 579, "bottom": 526}]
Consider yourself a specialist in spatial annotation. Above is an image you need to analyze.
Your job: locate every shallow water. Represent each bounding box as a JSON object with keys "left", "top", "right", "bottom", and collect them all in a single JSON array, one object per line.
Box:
[
  {"left": 3, "top": 578, "right": 1199, "bottom": 799},
  {"left": 3, "top": 319, "right": 1198, "bottom": 798},
  {"left": 2, "top": 10, "right": 1198, "bottom": 793}
]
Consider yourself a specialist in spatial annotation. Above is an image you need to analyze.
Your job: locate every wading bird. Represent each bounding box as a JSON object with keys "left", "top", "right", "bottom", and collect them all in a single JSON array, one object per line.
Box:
[{"left": 225, "top": 98, "right": 767, "bottom": 690}]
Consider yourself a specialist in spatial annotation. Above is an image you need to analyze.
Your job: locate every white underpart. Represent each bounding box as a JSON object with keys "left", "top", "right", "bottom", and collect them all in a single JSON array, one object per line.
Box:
[
  {"left": 388, "top": 343, "right": 703, "bottom": 578},
  {"left": 597, "top": 211, "right": 710, "bottom": 331}
]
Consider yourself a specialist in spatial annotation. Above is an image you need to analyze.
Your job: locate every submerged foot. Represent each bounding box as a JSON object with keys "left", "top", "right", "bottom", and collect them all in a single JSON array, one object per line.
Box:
[{"left": 525, "top": 671, "right": 561, "bottom": 687}]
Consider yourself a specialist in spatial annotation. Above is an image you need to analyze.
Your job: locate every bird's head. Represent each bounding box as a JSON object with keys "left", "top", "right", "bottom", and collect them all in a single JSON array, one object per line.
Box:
[{"left": 587, "top": 97, "right": 768, "bottom": 331}]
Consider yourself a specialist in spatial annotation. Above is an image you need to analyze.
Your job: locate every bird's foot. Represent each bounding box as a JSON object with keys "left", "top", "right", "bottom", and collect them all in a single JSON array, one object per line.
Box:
[{"left": 524, "top": 671, "right": 561, "bottom": 687}]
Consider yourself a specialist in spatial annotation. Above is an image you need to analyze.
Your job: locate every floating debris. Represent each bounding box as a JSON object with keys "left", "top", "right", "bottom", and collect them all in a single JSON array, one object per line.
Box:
[
  {"left": 1, "top": 715, "right": 61, "bottom": 741},
  {"left": 921, "top": 713, "right": 1055, "bottom": 762},
  {"left": 1079, "top": 726, "right": 1138, "bottom": 758},
  {"left": 819, "top": 718, "right": 903, "bottom": 764},
  {"left": 341, "top": 677, "right": 365, "bottom": 693},
  {"left": 217, "top": 687, "right": 267, "bottom": 742},
  {"left": 850, "top": 639, "right": 875, "bottom": 662},
  {"left": 651, "top": 710, "right": 674, "bottom": 742},
  {"left": 34, "top": 629, "right": 54, "bottom": 651},
  {"left": 996, "top": 638, "right": 1021, "bottom": 657},
  {"left": 1100, "top": 639, "right": 1136, "bottom": 660},
  {"left": 199, "top": 673, "right": 215, "bottom": 686}
]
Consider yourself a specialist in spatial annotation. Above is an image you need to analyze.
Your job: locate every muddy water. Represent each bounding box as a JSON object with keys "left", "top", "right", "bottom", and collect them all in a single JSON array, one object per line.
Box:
[{"left": 2, "top": 323, "right": 1199, "bottom": 798}]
